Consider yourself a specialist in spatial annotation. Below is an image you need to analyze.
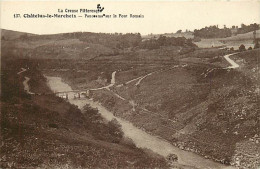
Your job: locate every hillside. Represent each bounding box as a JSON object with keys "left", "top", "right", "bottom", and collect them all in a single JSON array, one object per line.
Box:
[
  {"left": 1, "top": 29, "right": 259, "bottom": 169},
  {"left": 1, "top": 29, "right": 197, "bottom": 61},
  {"left": 142, "top": 32, "right": 194, "bottom": 40},
  {"left": 38, "top": 43, "right": 259, "bottom": 168},
  {"left": 0, "top": 58, "right": 168, "bottom": 168},
  {"left": 142, "top": 29, "right": 260, "bottom": 50},
  {"left": 90, "top": 49, "right": 260, "bottom": 168},
  {"left": 194, "top": 30, "right": 260, "bottom": 49},
  {"left": 1, "top": 29, "right": 35, "bottom": 40},
  {"left": 219, "top": 29, "right": 260, "bottom": 41}
]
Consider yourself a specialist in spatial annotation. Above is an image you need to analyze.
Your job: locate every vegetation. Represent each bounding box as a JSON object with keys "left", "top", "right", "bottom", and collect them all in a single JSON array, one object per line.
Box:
[
  {"left": 2, "top": 28, "right": 259, "bottom": 168},
  {"left": 194, "top": 23, "right": 259, "bottom": 39},
  {"left": 86, "top": 48, "right": 260, "bottom": 168},
  {"left": 254, "top": 40, "right": 260, "bottom": 49},
  {"left": 0, "top": 58, "right": 168, "bottom": 168},
  {"left": 237, "top": 23, "right": 259, "bottom": 34},
  {"left": 140, "top": 35, "right": 197, "bottom": 49},
  {"left": 239, "top": 44, "right": 246, "bottom": 51},
  {"left": 194, "top": 25, "right": 231, "bottom": 38}
]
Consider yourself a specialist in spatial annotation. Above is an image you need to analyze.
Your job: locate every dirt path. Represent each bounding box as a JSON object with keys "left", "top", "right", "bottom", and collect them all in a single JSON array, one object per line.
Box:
[
  {"left": 135, "top": 71, "right": 158, "bottom": 86},
  {"left": 87, "top": 71, "right": 117, "bottom": 91},
  {"left": 224, "top": 53, "right": 239, "bottom": 69},
  {"left": 17, "top": 68, "right": 27, "bottom": 75},
  {"left": 201, "top": 53, "right": 239, "bottom": 78},
  {"left": 23, "top": 77, "right": 34, "bottom": 95},
  {"left": 17, "top": 68, "right": 34, "bottom": 95},
  {"left": 116, "top": 65, "right": 181, "bottom": 88}
]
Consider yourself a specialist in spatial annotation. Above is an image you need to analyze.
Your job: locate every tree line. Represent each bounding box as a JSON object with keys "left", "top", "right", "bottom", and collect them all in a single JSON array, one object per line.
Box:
[
  {"left": 139, "top": 36, "right": 197, "bottom": 49},
  {"left": 65, "top": 32, "right": 142, "bottom": 49},
  {"left": 194, "top": 23, "right": 259, "bottom": 39}
]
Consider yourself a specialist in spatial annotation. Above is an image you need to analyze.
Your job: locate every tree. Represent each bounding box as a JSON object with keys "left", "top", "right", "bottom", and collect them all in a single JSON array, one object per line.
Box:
[
  {"left": 176, "top": 30, "right": 182, "bottom": 33},
  {"left": 241, "top": 23, "right": 246, "bottom": 29},
  {"left": 239, "top": 44, "right": 246, "bottom": 51},
  {"left": 254, "top": 40, "right": 260, "bottom": 49},
  {"left": 108, "top": 119, "right": 123, "bottom": 143}
]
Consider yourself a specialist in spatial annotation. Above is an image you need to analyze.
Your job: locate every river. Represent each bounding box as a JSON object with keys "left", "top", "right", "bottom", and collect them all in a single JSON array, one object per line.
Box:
[{"left": 45, "top": 75, "right": 236, "bottom": 169}]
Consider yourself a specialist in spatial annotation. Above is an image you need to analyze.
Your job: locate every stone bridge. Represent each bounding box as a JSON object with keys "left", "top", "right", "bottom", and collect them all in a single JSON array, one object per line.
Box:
[{"left": 53, "top": 90, "right": 91, "bottom": 100}]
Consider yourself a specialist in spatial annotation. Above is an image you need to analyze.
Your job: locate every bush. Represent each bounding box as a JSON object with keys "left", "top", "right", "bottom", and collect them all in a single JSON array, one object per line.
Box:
[
  {"left": 108, "top": 119, "right": 123, "bottom": 143},
  {"left": 254, "top": 40, "right": 260, "bottom": 49},
  {"left": 48, "top": 123, "right": 59, "bottom": 128},
  {"left": 120, "top": 137, "right": 136, "bottom": 148},
  {"left": 167, "top": 153, "right": 178, "bottom": 162},
  {"left": 239, "top": 44, "right": 246, "bottom": 51},
  {"left": 248, "top": 47, "right": 253, "bottom": 50}
]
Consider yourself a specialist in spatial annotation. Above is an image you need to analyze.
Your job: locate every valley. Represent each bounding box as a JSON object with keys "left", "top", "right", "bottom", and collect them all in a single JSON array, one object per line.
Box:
[{"left": 1, "top": 28, "right": 259, "bottom": 169}]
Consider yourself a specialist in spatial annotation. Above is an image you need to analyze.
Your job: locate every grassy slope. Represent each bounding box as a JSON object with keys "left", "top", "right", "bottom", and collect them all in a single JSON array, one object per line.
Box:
[
  {"left": 1, "top": 30, "right": 117, "bottom": 60},
  {"left": 195, "top": 30, "right": 260, "bottom": 49},
  {"left": 2, "top": 29, "right": 259, "bottom": 168},
  {"left": 143, "top": 30, "right": 260, "bottom": 49},
  {"left": 142, "top": 32, "right": 194, "bottom": 40},
  {"left": 1, "top": 29, "right": 35, "bottom": 40},
  {"left": 219, "top": 30, "right": 260, "bottom": 41},
  {"left": 0, "top": 59, "right": 168, "bottom": 168},
  {"left": 90, "top": 49, "right": 259, "bottom": 168}
]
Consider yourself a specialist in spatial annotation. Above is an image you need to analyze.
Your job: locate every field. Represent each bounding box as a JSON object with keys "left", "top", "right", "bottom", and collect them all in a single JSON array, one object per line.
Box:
[
  {"left": 195, "top": 30, "right": 260, "bottom": 49},
  {"left": 142, "top": 32, "right": 194, "bottom": 40},
  {"left": 142, "top": 29, "right": 260, "bottom": 50}
]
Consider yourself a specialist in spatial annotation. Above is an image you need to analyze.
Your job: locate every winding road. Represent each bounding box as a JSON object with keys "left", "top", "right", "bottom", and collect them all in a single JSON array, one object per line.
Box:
[
  {"left": 17, "top": 68, "right": 27, "bottom": 75},
  {"left": 17, "top": 68, "right": 34, "bottom": 95},
  {"left": 223, "top": 53, "right": 239, "bottom": 69},
  {"left": 23, "top": 77, "right": 34, "bottom": 95}
]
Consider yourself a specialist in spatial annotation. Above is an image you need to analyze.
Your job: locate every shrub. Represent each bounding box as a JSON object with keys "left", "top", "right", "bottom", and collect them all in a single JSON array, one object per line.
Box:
[
  {"left": 108, "top": 119, "right": 123, "bottom": 143},
  {"left": 239, "top": 44, "right": 246, "bottom": 51},
  {"left": 248, "top": 47, "right": 253, "bottom": 50},
  {"left": 120, "top": 137, "right": 136, "bottom": 148},
  {"left": 48, "top": 123, "right": 59, "bottom": 128},
  {"left": 254, "top": 40, "right": 260, "bottom": 49},
  {"left": 167, "top": 153, "right": 178, "bottom": 162}
]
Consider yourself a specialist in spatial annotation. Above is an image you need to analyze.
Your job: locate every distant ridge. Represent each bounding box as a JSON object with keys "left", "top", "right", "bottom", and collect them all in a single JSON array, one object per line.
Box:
[{"left": 1, "top": 29, "right": 36, "bottom": 40}]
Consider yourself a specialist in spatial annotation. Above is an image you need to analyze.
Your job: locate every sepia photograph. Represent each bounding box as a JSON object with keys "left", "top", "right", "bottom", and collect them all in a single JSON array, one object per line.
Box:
[{"left": 0, "top": 1, "right": 259, "bottom": 169}]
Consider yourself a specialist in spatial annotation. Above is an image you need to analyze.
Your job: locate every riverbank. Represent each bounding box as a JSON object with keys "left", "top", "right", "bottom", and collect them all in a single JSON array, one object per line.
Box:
[
  {"left": 1, "top": 60, "right": 168, "bottom": 169},
  {"left": 45, "top": 75, "right": 236, "bottom": 169}
]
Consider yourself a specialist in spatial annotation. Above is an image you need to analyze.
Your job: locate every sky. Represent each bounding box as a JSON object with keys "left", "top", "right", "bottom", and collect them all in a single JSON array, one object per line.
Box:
[{"left": 1, "top": 1, "right": 259, "bottom": 35}]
